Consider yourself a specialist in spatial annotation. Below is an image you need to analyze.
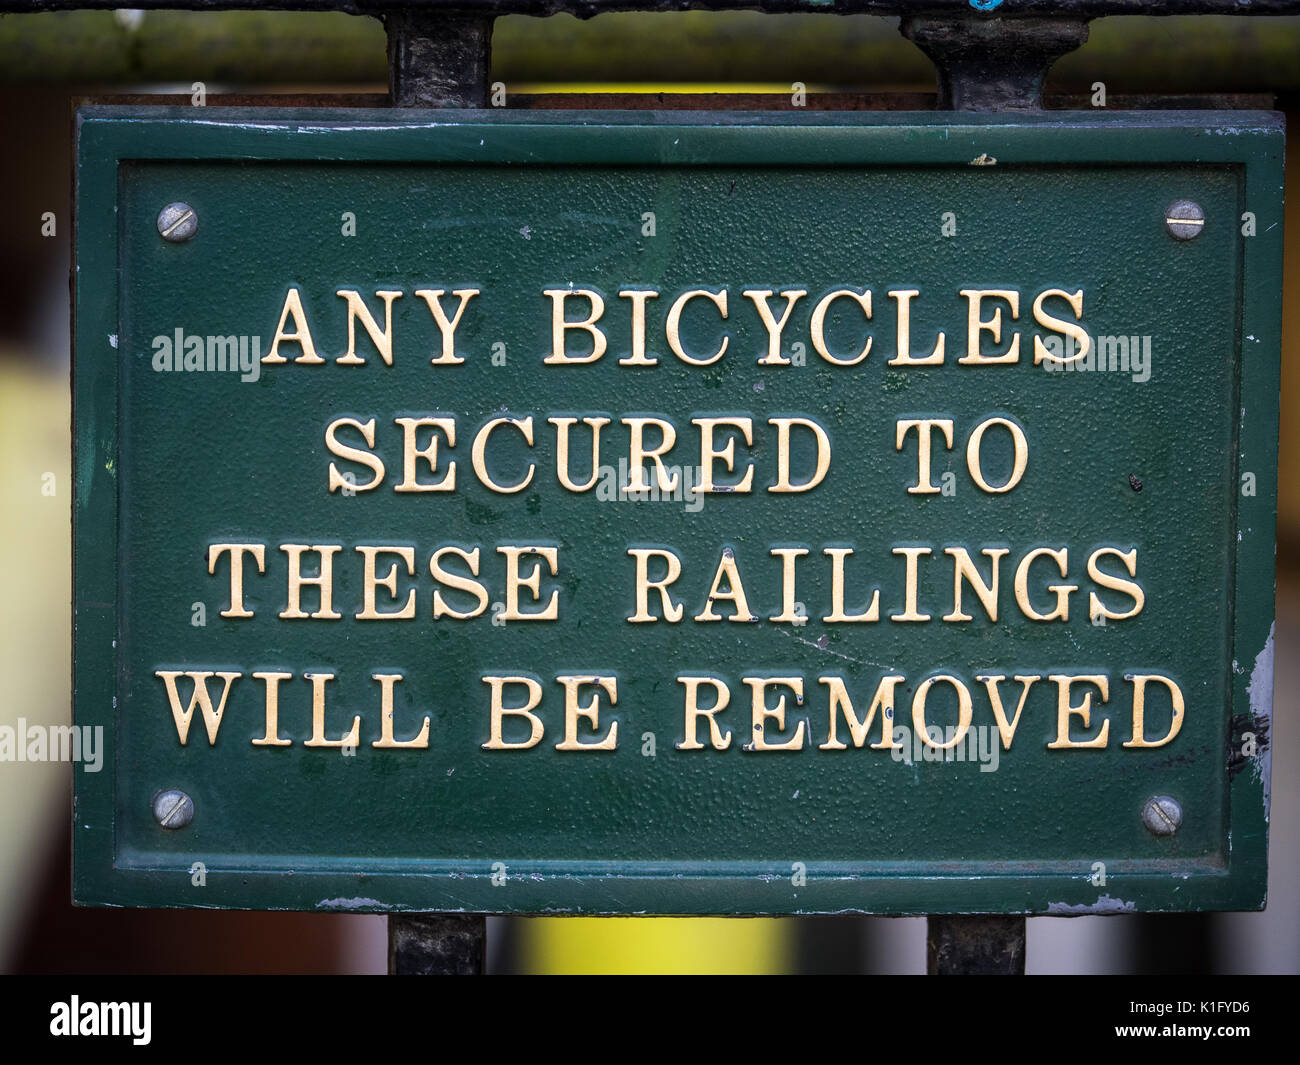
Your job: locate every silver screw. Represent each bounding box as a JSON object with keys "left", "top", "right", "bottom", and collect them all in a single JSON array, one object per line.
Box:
[
  {"left": 1142, "top": 795, "right": 1182, "bottom": 836},
  {"left": 153, "top": 788, "right": 194, "bottom": 829},
  {"left": 157, "top": 202, "right": 198, "bottom": 242},
  {"left": 1165, "top": 200, "right": 1204, "bottom": 241}
]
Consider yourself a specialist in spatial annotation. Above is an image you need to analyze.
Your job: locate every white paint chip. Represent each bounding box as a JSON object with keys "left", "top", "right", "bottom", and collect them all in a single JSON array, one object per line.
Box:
[
  {"left": 1047, "top": 894, "right": 1136, "bottom": 915},
  {"left": 1247, "top": 621, "right": 1274, "bottom": 816},
  {"left": 317, "top": 897, "right": 392, "bottom": 910}
]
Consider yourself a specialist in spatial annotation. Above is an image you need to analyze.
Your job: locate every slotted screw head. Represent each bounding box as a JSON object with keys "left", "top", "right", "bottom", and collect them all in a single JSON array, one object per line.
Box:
[
  {"left": 1165, "top": 200, "right": 1204, "bottom": 241},
  {"left": 153, "top": 789, "right": 194, "bottom": 829},
  {"left": 1142, "top": 795, "right": 1182, "bottom": 836},
  {"left": 157, "top": 202, "right": 198, "bottom": 242}
]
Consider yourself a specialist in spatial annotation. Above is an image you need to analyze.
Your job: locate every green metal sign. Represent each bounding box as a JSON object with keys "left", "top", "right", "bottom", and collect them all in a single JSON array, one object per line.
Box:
[{"left": 73, "top": 108, "right": 1280, "bottom": 914}]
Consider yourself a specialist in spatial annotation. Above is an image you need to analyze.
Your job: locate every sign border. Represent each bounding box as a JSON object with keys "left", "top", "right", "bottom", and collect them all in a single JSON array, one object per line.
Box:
[{"left": 73, "top": 107, "right": 1281, "bottom": 914}]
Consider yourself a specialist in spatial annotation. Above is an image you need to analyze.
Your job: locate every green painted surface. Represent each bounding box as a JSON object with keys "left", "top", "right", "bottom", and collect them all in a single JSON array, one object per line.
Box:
[{"left": 73, "top": 109, "right": 1279, "bottom": 913}]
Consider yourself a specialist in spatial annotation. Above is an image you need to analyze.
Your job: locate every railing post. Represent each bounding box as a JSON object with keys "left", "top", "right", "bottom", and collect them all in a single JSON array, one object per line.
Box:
[
  {"left": 901, "top": 12, "right": 1089, "bottom": 973},
  {"left": 383, "top": 10, "right": 493, "bottom": 972}
]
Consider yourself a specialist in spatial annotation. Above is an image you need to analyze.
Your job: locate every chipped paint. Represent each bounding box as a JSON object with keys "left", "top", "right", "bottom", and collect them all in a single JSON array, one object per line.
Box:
[
  {"left": 1247, "top": 621, "right": 1274, "bottom": 816},
  {"left": 1047, "top": 894, "right": 1136, "bottom": 915},
  {"left": 317, "top": 896, "right": 392, "bottom": 910}
]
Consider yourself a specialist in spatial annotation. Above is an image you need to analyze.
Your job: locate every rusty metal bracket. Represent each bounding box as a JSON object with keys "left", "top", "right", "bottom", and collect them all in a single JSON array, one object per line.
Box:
[
  {"left": 389, "top": 913, "right": 487, "bottom": 974},
  {"left": 928, "top": 916, "right": 1028, "bottom": 974},
  {"left": 386, "top": 10, "right": 494, "bottom": 107},
  {"left": 901, "top": 15, "right": 1090, "bottom": 111}
]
